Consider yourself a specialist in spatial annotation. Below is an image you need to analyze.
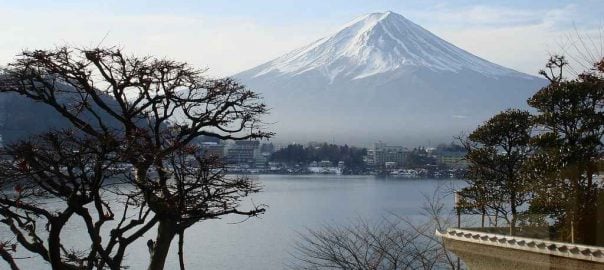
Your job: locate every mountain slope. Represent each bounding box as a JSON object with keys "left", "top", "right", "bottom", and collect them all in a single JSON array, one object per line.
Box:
[
  {"left": 0, "top": 81, "right": 122, "bottom": 144},
  {"left": 236, "top": 11, "right": 546, "bottom": 145}
]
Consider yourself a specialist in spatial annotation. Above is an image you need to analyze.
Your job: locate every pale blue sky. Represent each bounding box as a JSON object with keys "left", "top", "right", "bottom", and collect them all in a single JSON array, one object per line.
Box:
[{"left": 1, "top": 0, "right": 603, "bottom": 76}]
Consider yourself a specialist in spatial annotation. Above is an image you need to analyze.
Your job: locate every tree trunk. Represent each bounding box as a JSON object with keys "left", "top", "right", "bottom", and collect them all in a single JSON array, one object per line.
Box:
[
  {"left": 481, "top": 207, "right": 485, "bottom": 228},
  {"left": 48, "top": 221, "right": 64, "bottom": 270},
  {"left": 510, "top": 193, "right": 517, "bottom": 236},
  {"left": 0, "top": 248, "right": 20, "bottom": 270},
  {"left": 178, "top": 230, "right": 185, "bottom": 270},
  {"left": 577, "top": 169, "right": 598, "bottom": 245},
  {"left": 510, "top": 214, "right": 517, "bottom": 236},
  {"left": 147, "top": 220, "right": 177, "bottom": 270},
  {"left": 575, "top": 195, "right": 598, "bottom": 245},
  {"left": 48, "top": 215, "right": 75, "bottom": 270}
]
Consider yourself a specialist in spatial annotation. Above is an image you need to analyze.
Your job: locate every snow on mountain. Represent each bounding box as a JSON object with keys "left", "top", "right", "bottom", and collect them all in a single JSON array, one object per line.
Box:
[
  {"left": 235, "top": 11, "right": 547, "bottom": 145},
  {"left": 250, "top": 11, "right": 530, "bottom": 81}
]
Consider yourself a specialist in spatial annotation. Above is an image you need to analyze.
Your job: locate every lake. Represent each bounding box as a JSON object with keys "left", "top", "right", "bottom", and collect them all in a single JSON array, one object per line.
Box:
[{"left": 3, "top": 175, "right": 464, "bottom": 269}]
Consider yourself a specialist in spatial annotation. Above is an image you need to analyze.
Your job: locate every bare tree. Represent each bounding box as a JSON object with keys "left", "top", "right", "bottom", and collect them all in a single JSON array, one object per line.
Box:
[
  {"left": 0, "top": 239, "right": 19, "bottom": 270},
  {"left": 556, "top": 27, "right": 604, "bottom": 78},
  {"left": 290, "top": 187, "right": 461, "bottom": 270},
  {"left": 162, "top": 146, "right": 266, "bottom": 269},
  {"left": 0, "top": 46, "right": 272, "bottom": 270},
  {"left": 0, "top": 131, "right": 155, "bottom": 270}
]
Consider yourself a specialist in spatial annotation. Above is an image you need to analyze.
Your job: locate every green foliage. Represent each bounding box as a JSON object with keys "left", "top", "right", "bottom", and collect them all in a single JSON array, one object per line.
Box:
[
  {"left": 462, "top": 109, "right": 533, "bottom": 232},
  {"left": 435, "top": 143, "right": 465, "bottom": 153},
  {"left": 271, "top": 144, "right": 308, "bottom": 164},
  {"left": 461, "top": 56, "right": 604, "bottom": 244},
  {"left": 524, "top": 56, "right": 604, "bottom": 244},
  {"left": 404, "top": 147, "right": 437, "bottom": 168},
  {"left": 469, "top": 110, "right": 532, "bottom": 149}
]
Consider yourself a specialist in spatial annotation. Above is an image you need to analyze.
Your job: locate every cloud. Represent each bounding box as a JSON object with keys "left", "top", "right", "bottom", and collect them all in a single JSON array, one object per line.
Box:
[
  {"left": 0, "top": 8, "right": 323, "bottom": 77},
  {"left": 407, "top": 3, "right": 603, "bottom": 76},
  {"left": 412, "top": 5, "right": 546, "bottom": 28}
]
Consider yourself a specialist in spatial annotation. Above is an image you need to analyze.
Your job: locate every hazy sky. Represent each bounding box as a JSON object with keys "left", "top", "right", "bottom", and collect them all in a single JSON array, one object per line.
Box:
[{"left": 1, "top": 0, "right": 603, "bottom": 77}]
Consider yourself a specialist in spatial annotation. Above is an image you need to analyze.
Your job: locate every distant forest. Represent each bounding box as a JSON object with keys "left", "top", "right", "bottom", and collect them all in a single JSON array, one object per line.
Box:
[{"left": 271, "top": 143, "right": 367, "bottom": 169}]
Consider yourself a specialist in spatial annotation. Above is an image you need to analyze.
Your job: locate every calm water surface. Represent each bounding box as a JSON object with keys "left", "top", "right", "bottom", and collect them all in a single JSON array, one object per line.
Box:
[{"left": 5, "top": 175, "right": 464, "bottom": 269}]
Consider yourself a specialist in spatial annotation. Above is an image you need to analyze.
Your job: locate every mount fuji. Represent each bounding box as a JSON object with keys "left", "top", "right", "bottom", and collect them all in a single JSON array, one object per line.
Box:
[{"left": 235, "top": 11, "right": 546, "bottom": 145}]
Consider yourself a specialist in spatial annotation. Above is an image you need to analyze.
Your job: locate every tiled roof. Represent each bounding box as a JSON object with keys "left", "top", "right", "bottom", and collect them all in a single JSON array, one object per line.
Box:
[{"left": 436, "top": 228, "right": 604, "bottom": 263}]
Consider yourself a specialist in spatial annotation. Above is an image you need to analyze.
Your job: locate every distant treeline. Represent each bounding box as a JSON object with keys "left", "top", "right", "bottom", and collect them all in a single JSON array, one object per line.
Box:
[
  {"left": 434, "top": 142, "right": 465, "bottom": 152},
  {"left": 271, "top": 143, "right": 367, "bottom": 169},
  {"left": 405, "top": 147, "right": 437, "bottom": 168}
]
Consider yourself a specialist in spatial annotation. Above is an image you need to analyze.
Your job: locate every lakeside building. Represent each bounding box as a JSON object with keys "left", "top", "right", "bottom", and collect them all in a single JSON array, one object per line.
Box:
[
  {"left": 254, "top": 151, "right": 270, "bottom": 169},
  {"left": 308, "top": 160, "right": 343, "bottom": 174},
  {"left": 197, "top": 135, "right": 226, "bottom": 159},
  {"left": 224, "top": 141, "right": 274, "bottom": 168},
  {"left": 260, "top": 142, "right": 275, "bottom": 155},
  {"left": 199, "top": 142, "right": 225, "bottom": 159},
  {"left": 318, "top": 160, "right": 333, "bottom": 167},
  {"left": 367, "top": 142, "right": 409, "bottom": 168},
  {"left": 226, "top": 140, "right": 260, "bottom": 166},
  {"left": 435, "top": 148, "right": 469, "bottom": 168}
]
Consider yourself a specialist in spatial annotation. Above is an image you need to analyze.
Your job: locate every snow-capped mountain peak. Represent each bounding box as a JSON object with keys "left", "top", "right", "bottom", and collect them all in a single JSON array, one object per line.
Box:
[
  {"left": 250, "top": 11, "right": 524, "bottom": 81},
  {"left": 235, "top": 11, "right": 545, "bottom": 145}
]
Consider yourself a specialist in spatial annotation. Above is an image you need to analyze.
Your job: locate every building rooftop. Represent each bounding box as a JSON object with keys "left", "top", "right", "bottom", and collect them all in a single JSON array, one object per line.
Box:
[{"left": 437, "top": 228, "right": 604, "bottom": 269}]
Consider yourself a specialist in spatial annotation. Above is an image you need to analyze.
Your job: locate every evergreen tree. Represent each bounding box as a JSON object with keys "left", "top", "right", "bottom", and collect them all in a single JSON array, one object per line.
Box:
[
  {"left": 462, "top": 109, "right": 532, "bottom": 234},
  {"left": 525, "top": 56, "right": 604, "bottom": 244}
]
